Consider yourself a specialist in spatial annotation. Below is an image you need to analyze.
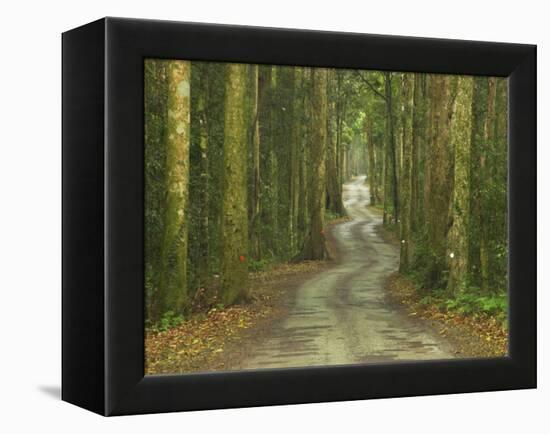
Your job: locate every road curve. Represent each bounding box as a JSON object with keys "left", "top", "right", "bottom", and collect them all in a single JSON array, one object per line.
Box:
[{"left": 241, "top": 176, "right": 453, "bottom": 370}]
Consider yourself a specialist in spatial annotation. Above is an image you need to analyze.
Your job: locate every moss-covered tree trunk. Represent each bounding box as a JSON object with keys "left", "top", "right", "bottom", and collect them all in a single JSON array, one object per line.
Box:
[
  {"left": 468, "top": 77, "right": 487, "bottom": 283},
  {"left": 290, "top": 67, "right": 302, "bottom": 252},
  {"left": 335, "top": 73, "right": 342, "bottom": 188},
  {"left": 220, "top": 64, "right": 249, "bottom": 305},
  {"left": 383, "top": 72, "right": 399, "bottom": 224},
  {"left": 490, "top": 78, "right": 508, "bottom": 292},
  {"left": 257, "top": 66, "right": 270, "bottom": 258},
  {"left": 366, "top": 115, "right": 377, "bottom": 205},
  {"left": 424, "top": 74, "right": 455, "bottom": 286},
  {"left": 326, "top": 71, "right": 344, "bottom": 215},
  {"left": 447, "top": 76, "right": 474, "bottom": 294},
  {"left": 479, "top": 77, "right": 497, "bottom": 293},
  {"left": 422, "top": 75, "right": 433, "bottom": 233},
  {"left": 411, "top": 73, "right": 426, "bottom": 233},
  {"left": 300, "top": 68, "right": 328, "bottom": 260},
  {"left": 375, "top": 124, "right": 384, "bottom": 204},
  {"left": 395, "top": 74, "right": 404, "bottom": 186},
  {"left": 260, "top": 66, "right": 278, "bottom": 257},
  {"left": 196, "top": 66, "right": 210, "bottom": 288},
  {"left": 399, "top": 74, "right": 413, "bottom": 272},
  {"left": 249, "top": 65, "right": 262, "bottom": 260},
  {"left": 157, "top": 60, "right": 191, "bottom": 319},
  {"left": 273, "top": 67, "right": 293, "bottom": 259},
  {"left": 382, "top": 75, "right": 391, "bottom": 224},
  {"left": 297, "top": 69, "right": 311, "bottom": 249}
]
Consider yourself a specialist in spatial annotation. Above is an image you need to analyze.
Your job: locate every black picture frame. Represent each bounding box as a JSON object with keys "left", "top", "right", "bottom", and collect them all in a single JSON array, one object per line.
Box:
[{"left": 62, "top": 17, "right": 536, "bottom": 416}]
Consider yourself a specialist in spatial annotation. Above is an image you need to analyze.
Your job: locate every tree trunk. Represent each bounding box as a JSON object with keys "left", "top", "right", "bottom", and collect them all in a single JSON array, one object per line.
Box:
[
  {"left": 273, "top": 67, "right": 292, "bottom": 259},
  {"left": 365, "top": 115, "right": 377, "bottom": 205},
  {"left": 375, "top": 126, "right": 384, "bottom": 204},
  {"left": 290, "top": 67, "right": 302, "bottom": 252},
  {"left": 425, "top": 74, "right": 455, "bottom": 286},
  {"left": 259, "top": 66, "right": 276, "bottom": 258},
  {"left": 479, "top": 77, "right": 497, "bottom": 292},
  {"left": 326, "top": 70, "right": 344, "bottom": 215},
  {"left": 249, "top": 65, "right": 262, "bottom": 260},
  {"left": 423, "top": 75, "right": 433, "bottom": 233},
  {"left": 399, "top": 74, "right": 414, "bottom": 272},
  {"left": 410, "top": 73, "right": 425, "bottom": 233},
  {"left": 383, "top": 107, "right": 390, "bottom": 225},
  {"left": 196, "top": 65, "right": 210, "bottom": 288},
  {"left": 468, "top": 77, "right": 488, "bottom": 286},
  {"left": 336, "top": 72, "right": 345, "bottom": 188},
  {"left": 490, "top": 78, "right": 508, "bottom": 291},
  {"left": 220, "top": 64, "right": 249, "bottom": 305},
  {"left": 300, "top": 68, "right": 328, "bottom": 260},
  {"left": 297, "top": 68, "right": 310, "bottom": 248},
  {"left": 447, "top": 76, "right": 474, "bottom": 294},
  {"left": 158, "top": 60, "right": 191, "bottom": 318},
  {"left": 383, "top": 72, "right": 399, "bottom": 224}
]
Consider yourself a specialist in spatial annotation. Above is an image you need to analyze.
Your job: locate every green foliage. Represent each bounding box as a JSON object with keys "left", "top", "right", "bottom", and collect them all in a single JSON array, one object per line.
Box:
[
  {"left": 147, "top": 310, "right": 185, "bottom": 332},
  {"left": 248, "top": 258, "right": 274, "bottom": 272},
  {"left": 161, "top": 311, "right": 184, "bottom": 331},
  {"left": 444, "top": 290, "right": 507, "bottom": 320}
]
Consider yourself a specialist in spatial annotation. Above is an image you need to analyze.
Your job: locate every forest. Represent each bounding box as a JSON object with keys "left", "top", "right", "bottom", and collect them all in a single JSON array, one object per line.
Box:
[{"left": 144, "top": 59, "right": 508, "bottom": 343}]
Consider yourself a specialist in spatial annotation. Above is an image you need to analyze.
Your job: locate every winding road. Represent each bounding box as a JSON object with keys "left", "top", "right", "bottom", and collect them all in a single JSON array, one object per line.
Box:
[{"left": 241, "top": 176, "right": 453, "bottom": 370}]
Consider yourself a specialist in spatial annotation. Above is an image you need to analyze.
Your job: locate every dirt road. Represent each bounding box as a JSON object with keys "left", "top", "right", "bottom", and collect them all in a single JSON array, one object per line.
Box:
[{"left": 241, "top": 176, "right": 453, "bottom": 370}]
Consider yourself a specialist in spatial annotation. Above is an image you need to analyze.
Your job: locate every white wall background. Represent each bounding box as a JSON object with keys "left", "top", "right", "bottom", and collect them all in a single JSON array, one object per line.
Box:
[{"left": 0, "top": 0, "right": 545, "bottom": 431}]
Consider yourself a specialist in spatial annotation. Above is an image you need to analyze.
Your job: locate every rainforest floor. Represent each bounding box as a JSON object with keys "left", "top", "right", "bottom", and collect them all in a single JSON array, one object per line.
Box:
[
  {"left": 145, "top": 217, "right": 349, "bottom": 375},
  {"left": 384, "top": 273, "right": 507, "bottom": 358},
  {"left": 145, "top": 260, "right": 334, "bottom": 375}
]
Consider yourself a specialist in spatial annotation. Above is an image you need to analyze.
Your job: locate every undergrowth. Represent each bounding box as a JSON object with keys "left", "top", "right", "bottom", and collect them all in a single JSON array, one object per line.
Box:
[{"left": 418, "top": 288, "right": 508, "bottom": 328}]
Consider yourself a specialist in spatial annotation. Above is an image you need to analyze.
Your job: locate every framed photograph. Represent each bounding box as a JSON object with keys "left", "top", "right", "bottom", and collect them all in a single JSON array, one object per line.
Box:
[{"left": 62, "top": 17, "right": 536, "bottom": 416}]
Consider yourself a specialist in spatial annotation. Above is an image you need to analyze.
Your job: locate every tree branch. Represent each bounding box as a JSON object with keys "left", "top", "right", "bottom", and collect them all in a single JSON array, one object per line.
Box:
[{"left": 355, "top": 71, "right": 386, "bottom": 101}]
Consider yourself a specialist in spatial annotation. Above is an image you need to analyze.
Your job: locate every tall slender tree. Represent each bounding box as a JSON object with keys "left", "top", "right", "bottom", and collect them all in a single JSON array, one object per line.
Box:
[
  {"left": 290, "top": 67, "right": 302, "bottom": 252},
  {"left": 447, "top": 76, "right": 474, "bottom": 294},
  {"left": 196, "top": 65, "right": 210, "bottom": 288},
  {"left": 365, "top": 115, "right": 378, "bottom": 205},
  {"left": 249, "top": 65, "right": 262, "bottom": 260},
  {"left": 259, "top": 66, "right": 278, "bottom": 258},
  {"left": 469, "top": 77, "right": 489, "bottom": 285},
  {"left": 326, "top": 70, "right": 344, "bottom": 215},
  {"left": 297, "top": 68, "right": 311, "bottom": 249},
  {"left": 490, "top": 78, "right": 509, "bottom": 291},
  {"left": 383, "top": 72, "right": 399, "bottom": 224},
  {"left": 399, "top": 74, "right": 414, "bottom": 272},
  {"left": 300, "top": 68, "right": 328, "bottom": 260},
  {"left": 424, "top": 74, "right": 455, "bottom": 286},
  {"left": 479, "top": 77, "right": 497, "bottom": 292},
  {"left": 157, "top": 60, "right": 191, "bottom": 317},
  {"left": 410, "top": 73, "right": 426, "bottom": 232},
  {"left": 220, "top": 64, "right": 249, "bottom": 305}
]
